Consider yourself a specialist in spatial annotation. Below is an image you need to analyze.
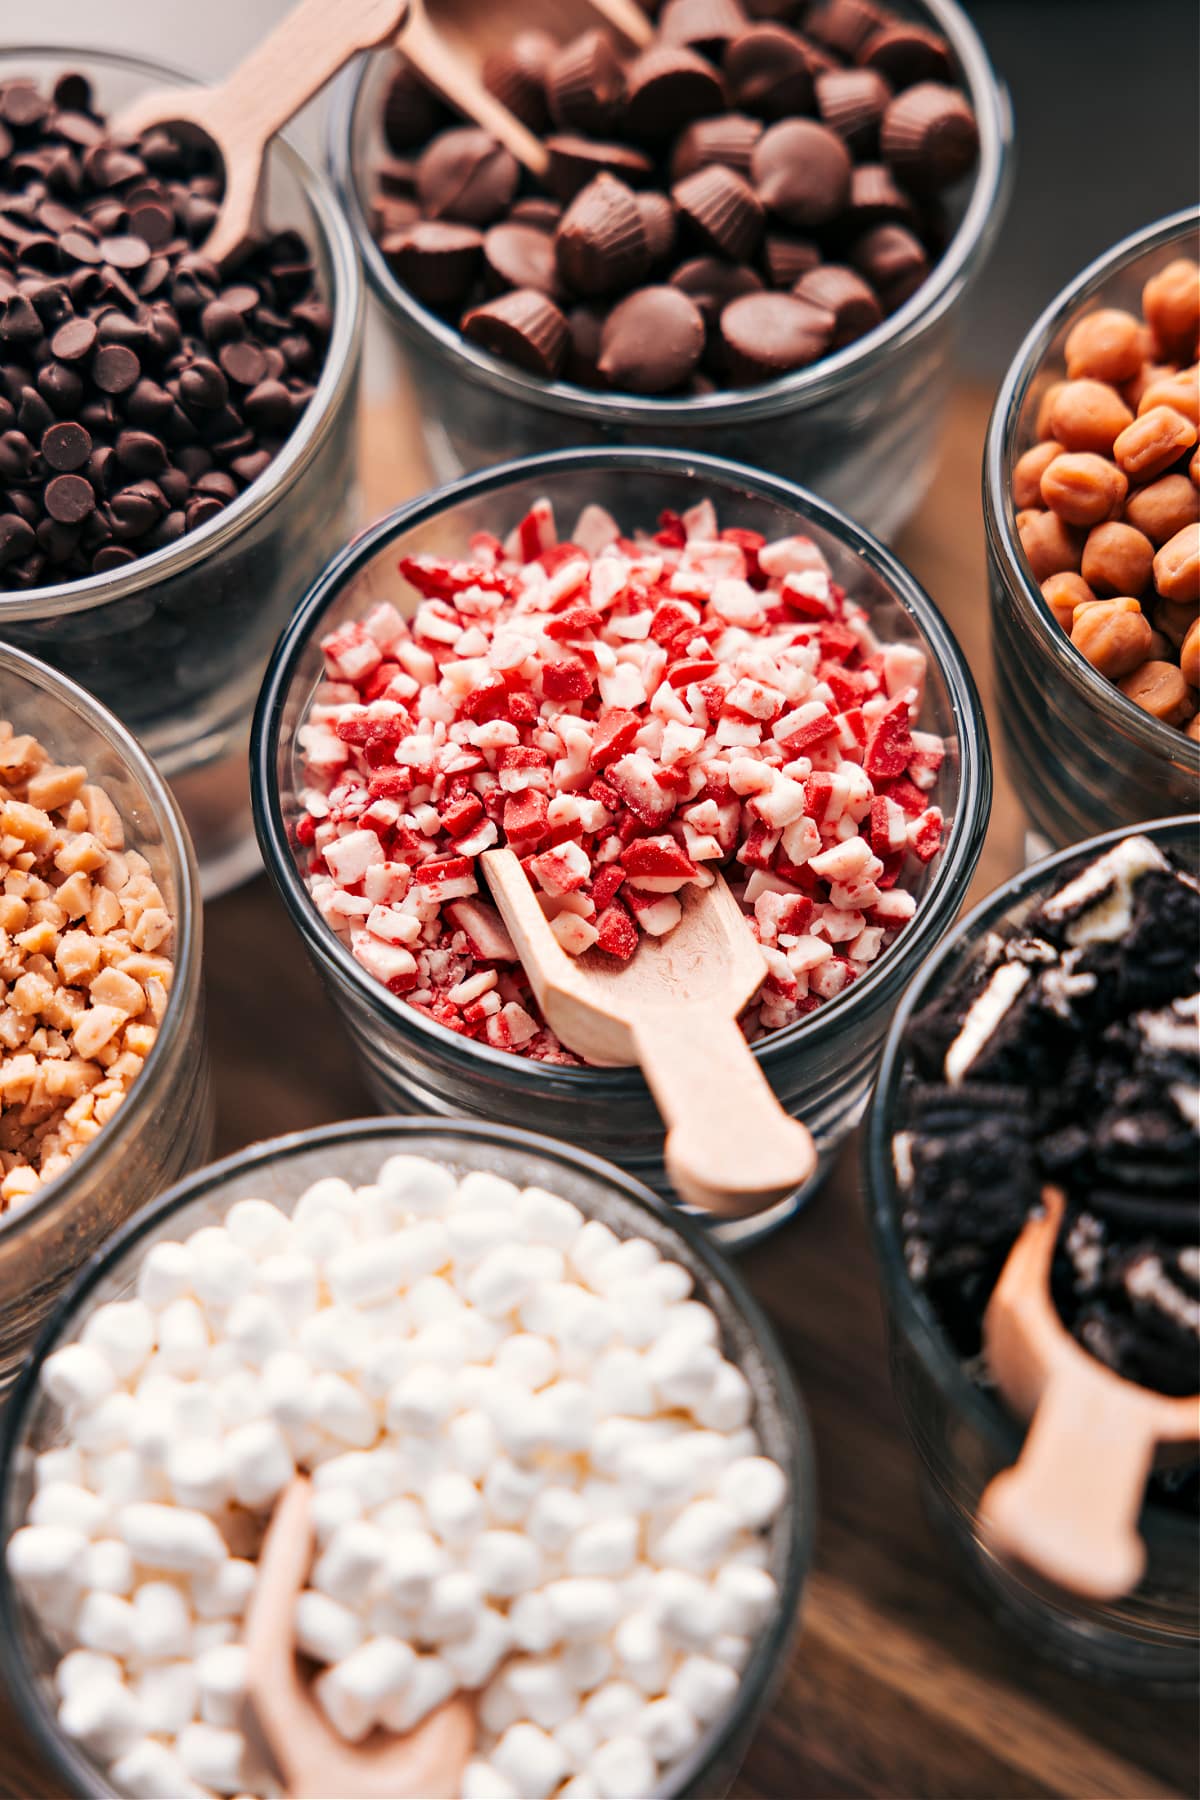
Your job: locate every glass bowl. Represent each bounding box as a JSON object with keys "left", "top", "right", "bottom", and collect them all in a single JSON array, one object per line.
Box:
[
  {"left": 0, "top": 1115, "right": 813, "bottom": 1800},
  {"left": 0, "top": 641, "right": 210, "bottom": 1397},
  {"left": 0, "top": 45, "right": 364, "bottom": 899},
  {"left": 327, "top": 0, "right": 1011, "bottom": 542},
  {"left": 865, "top": 815, "right": 1200, "bottom": 1687},
  {"left": 984, "top": 210, "right": 1200, "bottom": 852},
  {"left": 252, "top": 447, "right": 991, "bottom": 1249}
]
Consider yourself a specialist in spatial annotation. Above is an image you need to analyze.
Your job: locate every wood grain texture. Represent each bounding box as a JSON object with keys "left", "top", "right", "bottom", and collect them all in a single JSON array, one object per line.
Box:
[{"left": 0, "top": 387, "right": 1194, "bottom": 1800}]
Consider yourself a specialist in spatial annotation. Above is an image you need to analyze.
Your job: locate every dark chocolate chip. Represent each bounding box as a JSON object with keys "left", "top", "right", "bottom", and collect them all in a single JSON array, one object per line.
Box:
[
  {"left": 598, "top": 285, "right": 705, "bottom": 393},
  {"left": 41, "top": 420, "right": 92, "bottom": 472},
  {"left": 219, "top": 340, "right": 270, "bottom": 388},
  {"left": 417, "top": 128, "right": 520, "bottom": 228},
  {"left": 752, "top": 118, "right": 852, "bottom": 228},
  {"left": 44, "top": 471, "right": 95, "bottom": 523},
  {"left": 92, "top": 342, "right": 140, "bottom": 394},
  {"left": 382, "top": 58, "right": 450, "bottom": 153},
  {"left": 671, "top": 255, "right": 763, "bottom": 329},
  {"left": 850, "top": 222, "right": 929, "bottom": 309},
  {"left": 724, "top": 26, "right": 818, "bottom": 120},
  {"left": 720, "top": 289, "right": 834, "bottom": 381}
]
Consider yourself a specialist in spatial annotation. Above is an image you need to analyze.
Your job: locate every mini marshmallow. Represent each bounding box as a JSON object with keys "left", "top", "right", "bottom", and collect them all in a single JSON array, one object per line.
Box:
[
  {"left": 426, "top": 1470, "right": 486, "bottom": 1546},
  {"left": 635, "top": 1695, "right": 700, "bottom": 1762},
  {"left": 311, "top": 1371, "right": 379, "bottom": 1447},
  {"left": 111, "top": 1737, "right": 209, "bottom": 1799},
  {"left": 493, "top": 1332, "right": 558, "bottom": 1390},
  {"left": 176, "top": 1722, "right": 248, "bottom": 1796},
  {"left": 385, "top": 1362, "right": 454, "bottom": 1434},
  {"left": 115, "top": 1504, "right": 227, "bottom": 1574},
  {"left": 377, "top": 1155, "right": 458, "bottom": 1216},
  {"left": 295, "top": 1589, "right": 365, "bottom": 1664},
  {"left": 76, "top": 1591, "right": 137, "bottom": 1657},
  {"left": 157, "top": 1298, "right": 210, "bottom": 1378},
  {"left": 72, "top": 1391, "right": 139, "bottom": 1457},
  {"left": 379, "top": 1652, "right": 456, "bottom": 1732},
  {"left": 59, "top": 1678, "right": 145, "bottom": 1761},
  {"left": 28, "top": 1481, "right": 109, "bottom": 1538},
  {"left": 225, "top": 1419, "right": 294, "bottom": 1509},
  {"left": 41, "top": 1342, "right": 117, "bottom": 1412},
  {"left": 79, "top": 1301, "right": 155, "bottom": 1383},
  {"left": 165, "top": 1438, "right": 230, "bottom": 1513},
  {"left": 717, "top": 1455, "right": 788, "bottom": 1528},
  {"left": 504, "top": 1657, "right": 576, "bottom": 1730},
  {"left": 470, "top": 1529, "right": 542, "bottom": 1599},
  {"left": 491, "top": 1722, "right": 568, "bottom": 1800},
  {"left": 224, "top": 1198, "right": 292, "bottom": 1257},
  {"left": 566, "top": 1515, "right": 639, "bottom": 1578},
  {"left": 313, "top": 1519, "right": 389, "bottom": 1609},
  {"left": 192, "top": 1557, "right": 256, "bottom": 1621},
  {"left": 669, "top": 1652, "right": 739, "bottom": 1718},
  {"left": 613, "top": 1610, "right": 670, "bottom": 1694},
  {"left": 136, "top": 1241, "right": 192, "bottom": 1310},
  {"left": 135, "top": 1659, "right": 198, "bottom": 1735},
  {"left": 442, "top": 1606, "right": 511, "bottom": 1688},
  {"left": 314, "top": 1636, "right": 416, "bottom": 1742},
  {"left": 543, "top": 1578, "right": 621, "bottom": 1642},
  {"left": 461, "top": 1761, "right": 519, "bottom": 1800},
  {"left": 196, "top": 1643, "right": 248, "bottom": 1729},
  {"left": 34, "top": 1446, "right": 85, "bottom": 1490},
  {"left": 652, "top": 1498, "right": 740, "bottom": 1574},
  {"left": 418, "top": 1568, "right": 484, "bottom": 1644},
  {"left": 588, "top": 1732, "right": 658, "bottom": 1798},
  {"left": 55, "top": 1649, "right": 122, "bottom": 1700},
  {"left": 131, "top": 1581, "right": 193, "bottom": 1661},
  {"left": 715, "top": 1562, "right": 778, "bottom": 1635}
]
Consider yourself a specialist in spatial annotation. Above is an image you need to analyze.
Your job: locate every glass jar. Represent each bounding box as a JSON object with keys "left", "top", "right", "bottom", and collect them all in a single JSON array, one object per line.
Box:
[
  {"left": 0, "top": 641, "right": 210, "bottom": 1397},
  {"left": 326, "top": 0, "right": 1011, "bottom": 543},
  {"left": 864, "top": 816, "right": 1200, "bottom": 1687},
  {"left": 984, "top": 210, "right": 1200, "bottom": 852},
  {"left": 0, "top": 1116, "right": 813, "bottom": 1800},
  {"left": 252, "top": 448, "right": 991, "bottom": 1248},
  {"left": 0, "top": 46, "right": 364, "bottom": 898}
]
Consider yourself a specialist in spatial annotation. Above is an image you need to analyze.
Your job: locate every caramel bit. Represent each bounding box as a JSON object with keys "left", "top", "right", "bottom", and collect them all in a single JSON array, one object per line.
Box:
[{"left": 0, "top": 722, "right": 175, "bottom": 1216}]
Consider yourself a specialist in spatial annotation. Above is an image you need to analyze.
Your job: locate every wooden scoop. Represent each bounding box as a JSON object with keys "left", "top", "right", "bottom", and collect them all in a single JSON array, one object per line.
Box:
[
  {"left": 243, "top": 1477, "right": 475, "bottom": 1800},
  {"left": 979, "top": 1185, "right": 1200, "bottom": 1602},
  {"left": 481, "top": 847, "right": 817, "bottom": 1218},
  {"left": 114, "top": 0, "right": 415, "bottom": 267}
]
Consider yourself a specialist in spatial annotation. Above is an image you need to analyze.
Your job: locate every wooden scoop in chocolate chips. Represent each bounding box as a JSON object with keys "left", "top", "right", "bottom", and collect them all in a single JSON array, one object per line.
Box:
[
  {"left": 243, "top": 1477, "right": 475, "bottom": 1800},
  {"left": 980, "top": 1185, "right": 1200, "bottom": 1601},
  {"left": 482, "top": 846, "right": 817, "bottom": 1218}
]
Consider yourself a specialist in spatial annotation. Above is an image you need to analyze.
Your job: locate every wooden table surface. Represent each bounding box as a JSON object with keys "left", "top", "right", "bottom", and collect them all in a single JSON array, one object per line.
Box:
[{"left": 1, "top": 384, "right": 1196, "bottom": 1799}]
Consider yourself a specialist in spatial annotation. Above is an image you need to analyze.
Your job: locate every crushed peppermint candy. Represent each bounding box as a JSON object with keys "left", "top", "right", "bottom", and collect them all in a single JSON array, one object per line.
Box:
[{"left": 294, "top": 498, "right": 946, "bottom": 1061}]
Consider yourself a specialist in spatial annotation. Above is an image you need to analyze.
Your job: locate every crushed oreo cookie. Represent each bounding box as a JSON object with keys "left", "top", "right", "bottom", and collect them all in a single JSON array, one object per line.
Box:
[{"left": 894, "top": 836, "right": 1199, "bottom": 1420}]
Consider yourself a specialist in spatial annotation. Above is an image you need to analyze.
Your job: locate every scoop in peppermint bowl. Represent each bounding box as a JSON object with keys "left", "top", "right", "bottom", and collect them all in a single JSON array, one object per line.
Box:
[{"left": 251, "top": 448, "right": 990, "bottom": 1246}]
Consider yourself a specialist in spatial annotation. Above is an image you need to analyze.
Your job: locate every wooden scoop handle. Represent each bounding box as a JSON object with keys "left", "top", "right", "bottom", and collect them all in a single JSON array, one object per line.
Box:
[
  {"left": 634, "top": 1008, "right": 817, "bottom": 1218},
  {"left": 116, "top": 0, "right": 412, "bottom": 264},
  {"left": 400, "top": 3, "right": 550, "bottom": 177},
  {"left": 978, "top": 1358, "right": 1162, "bottom": 1601}
]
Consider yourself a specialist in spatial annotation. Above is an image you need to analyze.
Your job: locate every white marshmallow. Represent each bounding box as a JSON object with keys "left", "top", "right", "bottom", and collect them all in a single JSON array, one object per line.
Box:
[
  {"left": 80, "top": 1301, "right": 155, "bottom": 1383},
  {"left": 446, "top": 1408, "right": 500, "bottom": 1482},
  {"left": 669, "top": 1652, "right": 739, "bottom": 1718},
  {"left": 131, "top": 1581, "right": 193, "bottom": 1661},
  {"left": 717, "top": 1455, "right": 788, "bottom": 1528},
  {"left": 588, "top": 1732, "right": 658, "bottom": 1798},
  {"left": 381, "top": 1652, "right": 457, "bottom": 1732},
  {"left": 385, "top": 1363, "right": 454, "bottom": 1435},
  {"left": 483, "top": 1458, "right": 543, "bottom": 1527},
  {"left": 72, "top": 1391, "right": 138, "bottom": 1457},
  {"left": 461, "top": 1760, "right": 519, "bottom": 1800},
  {"left": 442, "top": 1606, "right": 511, "bottom": 1687},
  {"left": 34, "top": 1446, "right": 85, "bottom": 1490},
  {"left": 515, "top": 1186, "right": 584, "bottom": 1248},
  {"left": 493, "top": 1332, "right": 558, "bottom": 1389},
  {"left": 311, "top": 1371, "right": 379, "bottom": 1447},
  {"left": 136, "top": 1241, "right": 192, "bottom": 1310},
  {"left": 313, "top": 1520, "right": 389, "bottom": 1609},
  {"left": 692, "top": 1359, "right": 753, "bottom": 1431},
  {"left": 258, "top": 1251, "right": 319, "bottom": 1324},
  {"left": 491, "top": 1722, "right": 568, "bottom": 1800},
  {"left": 426, "top": 1470, "right": 485, "bottom": 1546},
  {"left": 192, "top": 1557, "right": 256, "bottom": 1620},
  {"left": 176, "top": 1721, "right": 248, "bottom": 1795},
  {"left": 165, "top": 1437, "right": 230, "bottom": 1513},
  {"left": 505, "top": 1658, "right": 576, "bottom": 1730},
  {"left": 652, "top": 1499, "right": 740, "bottom": 1574},
  {"left": 225, "top": 1294, "right": 291, "bottom": 1367},
  {"left": 543, "top": 1578, "right": 621, "bottom": 1642},
  {"left": 225, "top": 1419, "right": 293, "bottom": 1509},
  {"left": 635, "top": 1695, "right": 701, "bottom": 1762},
  {"left": 566, "top": 1515, "right": 639, "bottom": 1579},
  {"left": 508, "top": 1589, "right": 558, "bottom": 1654},
  {"left": 314, "top": 1637, "right": 416, "bottom": 1741},
  {"left": 28, "top": 1481, "right": 108, "bottom": 1538},
  {"left": 7, "top": 1524, "right": 87, "bottom": 1590},
  {"left": 79, "top": 1538, "right": 135, "bottom": 1597},
  {"left": 651, "top": 1568, "right": 723, "bottom": 1649},
  {"left": 454, "top": 1170, "right": 521, "bottom": 1213},
  {"left": 115, "top": 1503, "right": 226, "bottom": 1573},
  {"left": 187, "top": 1232, "right": 256, "bottom": 1312},
  {"left": 55, "top": 1649, "right": 121, "bottom": 1700},
  {"left": 418, "top": 1569, "right": 484, "bottom": 1645},
  {"left": 560, "top": 1642, "right": 613, "bottom": 1693},
  {"left": 135, "top": 1659, "right": 198, "bottom": 1735},
  {"left": 377, "top": 1154, "right": 458, "bottom": 1216},
  {"left": 295, "top": 1588, "right": 365, "bottom": 1664},
  {"left": 59, "top": 1678, "right": 144, "bottom": 1761},
  {"left": 111, "top": 1737, "right": 209, "bottom": 1799},
  {"left": 715, "top": 1562, "right": 778, "bottom": 1635},
  {"left": 156, "top": 1298, "right": 210, "bottom": 1378},
  {"left": 470, "top": 1529, "right": 542, "bottom": 1599},
  {"left": 613, "top": 1610, "right": 670, "bottom": 1693},
  {"left": 76, "top": 1591, "right": 137, "bottom": 1657},
  {"left": 527, "top": 1485, "right": 589, "bottom": 1554},
  {"left": 196, "top": 1642, "right": 248, "bottom": 1728},
  {"left": 374, "top": 1529, "right": 448, "bottom": 1616},
  {"left": 41, "top": 1342, "right": 117, "bottom": 1412},
  {"left": 224, "top": 1198, "right": 292, "bottom": 1257}
]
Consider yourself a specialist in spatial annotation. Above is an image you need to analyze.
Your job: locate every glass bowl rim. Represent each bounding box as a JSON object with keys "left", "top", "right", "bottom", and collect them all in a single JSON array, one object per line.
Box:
[
  {"left": 0, "top": 1112, "right": 816, "bottom": 1800},
  {"left": 0, "top": 638, "right": 202, "bottom": 1246},
  {"left": 982, "top": 206, "right": 1200, "bottom": 772},
  {"left": 250, "top": 443, "right": 992, "bottom": 1094},
  {"left": 863, "top": 810, "right": 1200, "bottom": 1542},
  {"left": 0, "top": 42, "right": 364, "bottom": 623},
  {"left": 325, "top": 0, "right": 1012, "bottom": 426}
]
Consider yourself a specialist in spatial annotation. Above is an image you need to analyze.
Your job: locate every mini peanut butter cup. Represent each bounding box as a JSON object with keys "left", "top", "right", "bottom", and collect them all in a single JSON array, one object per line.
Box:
[
  {"left": 546, "top": 136, "right": 655, "bottom": 203},
  {"left": 483, "top": 31, "right": 557, "bottom": 133},
  {"left": 416, "top": 128, "right": 520, "bottom": 228},
  {"left": 511, "top": 198, "right": 563, "bottom": 232},
  {"left": 793, "top": 263, "right": 882, "bottom": 346},
  {"left": 762, "top": 234, "right": 822, "bottom": 288},
  {"left": 556, "top": 174, "right": 651, "bottom": 297},
  {"left": 659, "top": 0, "right": 748, "bottom": 61},
  {"left": 849, "top": 222, "right": 929, "bottom": 310},
  {"left": 670, "top": 254, "right": 763, "bottom": 329},
  {"left": 624, "top": 46, "right": 726, "bottom": 143},
  {"left": 881, "top": 82, "right": 980, "bottom": 192},
  {"left": 670, "top": 113, "right": 764, "bottom": 182},
  {"left": 598, "top": 285, "right": 706, "bottom": 393},
  {"left": 637, "top": 193, "right": 678, "bottom": 267},
  {"left": 857, "top": 21, "right": 953, "bottom": 88},
  {"left": 806, "top": 0, "right": 888, "bottom": 60},
  {"left": 752, "top": 118, "right": 852, "bottom": 228},
  {"left": 565, "top": 304, "right": 605, "bottom": 386},
  {"left": 462, "top": 288, "right": 569, "bottom": 377},
  {"left": 720, "top": 290, "right": 835, "bottom": 381},
  {"left": 815, "top": 66, "right": 892, "bottom": 153},
  {"left": 382, "top": 59, "right": 448, "bottom": 154},
  {"left": 382, "top": 220, "right": 484, "bottom": 311},
  {"left": 548, "top": 30, "right": 626, "bottom": 136},
  {"left": 843, "top": 162, "right": 918, "bottom": 230},
  {"left": 672, "top": 165, "right": 764, "bottom": 262},
  {"left": 484, "top": 222, "right": 562, "bottom": 298},
  {"left": 724, "top": 26, "right": 818, "bottom": 120}
]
